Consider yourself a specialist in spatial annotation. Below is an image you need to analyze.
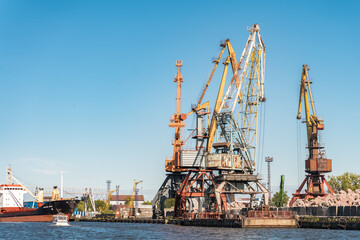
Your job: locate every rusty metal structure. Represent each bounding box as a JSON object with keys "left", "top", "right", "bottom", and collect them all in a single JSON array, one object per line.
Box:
[
  {"left": 206, "top": 24, "right": 269, "bottom": 210},
  {"left": 166, "top": 60, "right": 188, "bottom": 172},
  {"left": 289, "top": 65, "right": 334, "bottom": 206},
  {"left": 170, "top": 39, "right": 239, "bottom": 217},
  {"left": 174, "top": 24, "right": 269, "bottom": 217},
  {"left": 152, "top": 61, "right": 188, "bottom": 218},
  {"left": 154, "top": 24, "right": 270, "bottom": 218},
  {"left": 174, "top": 170, "right": 227, "bottom": 217},
  {"left": 247, "top": 210, "right": 293, "bottom": 219},
  {"left": 152, "top": 40, "right": 239, "bottom": 218}
]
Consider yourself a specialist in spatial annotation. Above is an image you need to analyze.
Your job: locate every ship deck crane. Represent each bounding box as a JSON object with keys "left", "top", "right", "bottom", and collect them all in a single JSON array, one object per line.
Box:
[
  {"left": 6, "top": 167, "right": 44, "bottom": 203},
  {"left": 289, "top": 65, "right": 334, "bottom": 206}
]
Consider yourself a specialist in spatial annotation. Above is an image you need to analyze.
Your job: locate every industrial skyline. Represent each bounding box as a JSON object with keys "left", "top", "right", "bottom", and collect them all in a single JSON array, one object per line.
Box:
[{"left": 0, "top": 0, "right": 359, "bottom": 198}]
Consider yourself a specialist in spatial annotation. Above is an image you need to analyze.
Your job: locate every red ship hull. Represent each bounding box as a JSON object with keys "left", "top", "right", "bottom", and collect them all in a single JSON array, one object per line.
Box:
[
  {"left": 0, "top": 214, "right": 71, "bottom": 222},
  {"left": 0, "top": 199, "right": 79, "bottom": 222}
]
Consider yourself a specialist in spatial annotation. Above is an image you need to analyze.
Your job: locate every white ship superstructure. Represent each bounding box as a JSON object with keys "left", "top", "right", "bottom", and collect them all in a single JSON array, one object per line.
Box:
[{"left": 0, "top": 184, "right": 25, "bottom": 209}]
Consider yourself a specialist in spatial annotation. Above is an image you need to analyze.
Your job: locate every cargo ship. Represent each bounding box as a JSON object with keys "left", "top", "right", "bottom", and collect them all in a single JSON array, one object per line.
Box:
[{"left": 0, "top": 168, "right": 80, "bottom": 222}]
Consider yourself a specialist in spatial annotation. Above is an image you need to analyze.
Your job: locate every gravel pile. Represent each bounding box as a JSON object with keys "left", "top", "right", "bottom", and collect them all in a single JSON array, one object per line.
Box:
[{"left": 292, "top": 189, "right": 360, "bottom": 207}]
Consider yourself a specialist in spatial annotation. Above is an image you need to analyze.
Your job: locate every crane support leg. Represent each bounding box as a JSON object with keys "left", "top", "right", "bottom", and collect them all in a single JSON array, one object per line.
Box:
[
  {"left": 174, "top": 170, "right": 218, "bottom": 217},
  {"left": 289, "top": 174, "right": 333, "bottom": 206},
  {"left": 214, "top": 181, "right": 228, "bottom": 213},
  {"left": 152, "top": 173, "right": 186, "bottom": 219}
]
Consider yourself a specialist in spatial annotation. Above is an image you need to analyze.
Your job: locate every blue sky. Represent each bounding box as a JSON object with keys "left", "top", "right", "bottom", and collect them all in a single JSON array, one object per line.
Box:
[{"left": 0, "top": 0, "right": 359, "bottom": 199}]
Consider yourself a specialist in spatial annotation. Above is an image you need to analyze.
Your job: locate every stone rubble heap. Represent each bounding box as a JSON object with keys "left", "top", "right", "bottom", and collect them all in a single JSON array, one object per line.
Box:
[{"left": 292, "top": 189, "right": 360, "bottom": 207}]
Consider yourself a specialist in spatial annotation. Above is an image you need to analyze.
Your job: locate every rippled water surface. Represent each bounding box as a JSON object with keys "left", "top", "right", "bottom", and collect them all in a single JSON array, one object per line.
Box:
[{"left": 1, "top": 222, "right": 360, "bottom": 239}]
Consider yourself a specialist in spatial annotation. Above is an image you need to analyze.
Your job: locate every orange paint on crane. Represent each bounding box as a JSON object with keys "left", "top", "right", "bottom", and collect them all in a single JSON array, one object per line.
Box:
[{"left": 165, "top": 61, "right": 187, "bottom": 172}]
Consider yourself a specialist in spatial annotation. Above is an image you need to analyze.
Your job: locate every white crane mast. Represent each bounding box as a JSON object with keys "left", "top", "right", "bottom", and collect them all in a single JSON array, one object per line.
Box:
[
  {"left": 219, "top": 24, "right": 265, "bottom": 114},
  {"left": 210, "top": 24, "right": 266, "bottom": 173}
]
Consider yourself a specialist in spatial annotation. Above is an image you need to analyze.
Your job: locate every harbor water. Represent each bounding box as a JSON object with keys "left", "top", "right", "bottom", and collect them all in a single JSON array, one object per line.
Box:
[{"left": 1, "top": 222, "right": 360, "bottom": 239}]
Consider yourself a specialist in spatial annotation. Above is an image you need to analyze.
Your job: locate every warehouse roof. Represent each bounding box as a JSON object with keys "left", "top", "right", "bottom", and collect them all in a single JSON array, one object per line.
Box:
[{"left": 110, "top": 195, "right": 144, "bottom": 201}]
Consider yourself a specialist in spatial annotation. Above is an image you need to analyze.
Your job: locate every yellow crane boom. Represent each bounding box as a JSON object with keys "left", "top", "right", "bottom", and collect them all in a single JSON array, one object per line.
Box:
[
  {"left": 130, "top": 179, "right": 143, "bottom": 207},
  {"left": 289, "top": 64, "right": 334, "bottom": 206},
  {"left": 206, "top": 39, "right": 238, "bottom": 153},
  {"left": 297, "top": 65, "right": 327, "bottom": 171},
  {"left": 106, "top": 188, "right": 119, "bottom": 209}
]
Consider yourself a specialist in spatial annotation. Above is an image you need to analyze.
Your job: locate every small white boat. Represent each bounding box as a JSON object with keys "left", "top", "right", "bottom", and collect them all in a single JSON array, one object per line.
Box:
[{"left": 51, "top": 214, "right": 70, "bottom": 226}]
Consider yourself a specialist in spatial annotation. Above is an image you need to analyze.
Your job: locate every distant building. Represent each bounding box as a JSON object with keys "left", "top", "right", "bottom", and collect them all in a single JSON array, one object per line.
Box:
[{"left": 109, "top": 195, "right": 145, "bottom": 207}]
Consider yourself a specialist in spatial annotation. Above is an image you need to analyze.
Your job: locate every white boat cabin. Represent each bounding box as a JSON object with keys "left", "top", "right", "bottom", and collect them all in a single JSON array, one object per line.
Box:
[{"left": 0, "top": 184, "right": 25, "bottom": 208}]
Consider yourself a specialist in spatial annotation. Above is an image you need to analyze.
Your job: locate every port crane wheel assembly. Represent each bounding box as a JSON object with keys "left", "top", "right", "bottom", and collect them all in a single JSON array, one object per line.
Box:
[{"left": 289, "top": 65, "right": 334, "bottom": 206}]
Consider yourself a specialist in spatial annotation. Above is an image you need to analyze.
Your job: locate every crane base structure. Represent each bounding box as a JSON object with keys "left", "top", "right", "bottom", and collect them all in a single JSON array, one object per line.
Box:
[
  {"left": 173, "top": 171, "right": 269, "bottom": 217},
  {"left": 152, "top": 173, "right": 187, "bottom": 218},
  {"left": 213, "top": 173, "right": 269, "bottom": 210},
  {"left": 289, "top": 174, "right": 334, "bottom": 206},
  {"left": 174, "top": 170, "right": 227, "bottom": 217}
]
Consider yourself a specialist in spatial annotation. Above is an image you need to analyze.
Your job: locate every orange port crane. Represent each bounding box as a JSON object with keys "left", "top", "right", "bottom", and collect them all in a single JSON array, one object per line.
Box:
[
  {"left": 289, "top": 65, "right": 334, "bottom": 206},
  {"left": 165, "top": 60, "right": 188, "bottom": 172}
]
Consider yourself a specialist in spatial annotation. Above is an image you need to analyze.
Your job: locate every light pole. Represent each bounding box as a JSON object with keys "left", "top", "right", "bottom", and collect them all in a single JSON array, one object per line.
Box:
[{"left": 265, "top": 157, "right": 273, "bottom": 203}]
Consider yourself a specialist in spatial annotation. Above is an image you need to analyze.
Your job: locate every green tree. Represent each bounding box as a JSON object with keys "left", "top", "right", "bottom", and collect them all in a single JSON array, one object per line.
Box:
[
  {"left": 124, "top": 197, "right": 132, "bottom": 206},
  {"left": 328, "top": 172, "right": 360, "bottom": 192},
  {"left": 142, "top": 200, "right": 152, "bottom": 205},
  {"left": 271, "top": 191, "right": 290, "bottom": 207},
  {"left": 77, "top": 201, "right": 85, "bottom": 211},
  {"left": 101, "top": 208, "right": 114, "bottom": 214},
  {"left": 164, "top": 198, "right": 175, "bottom": 208},
  {"left": 76, "top": 199, "right": 96, "bottom": 212},
  {"left": 95, "top": 199, "right": 106, "bottom": 211}
]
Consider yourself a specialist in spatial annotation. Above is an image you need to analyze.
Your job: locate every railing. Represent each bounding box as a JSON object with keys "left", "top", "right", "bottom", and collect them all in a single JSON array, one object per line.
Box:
[
  {"left": 183, "top": 212, "right": 225, "bottom": 220},
  {"left": 247, "top": 210, "right": 293, "bottom": 219},
  {"left": 183, "top": 210, "right": 294, "bottom": 220},
  {"left": 27, "top": 187, "right": 107, "bottom": 195}
]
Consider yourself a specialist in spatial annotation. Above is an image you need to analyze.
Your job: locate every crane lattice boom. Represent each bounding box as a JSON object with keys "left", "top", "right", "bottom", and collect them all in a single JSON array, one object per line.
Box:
[{"left": 208, "top": 24, "right": 266, "bottom": 173}]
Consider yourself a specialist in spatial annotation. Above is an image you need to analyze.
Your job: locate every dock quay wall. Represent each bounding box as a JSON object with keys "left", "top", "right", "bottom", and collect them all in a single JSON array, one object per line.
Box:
[
  {"left": 75, "top": 207, "right": 360, "bottom": 230},
  {"left": 77, "top": 215, "right": 360, "bottom": 230},
  {"left": 299, "top": 216, "right": 360, "bottom": 230},
  {"left": 79, "top": 217, "right": 242, "bottom": 228},
  {"left": 278, "top": 206, "right": 360, "bottom": 217}
]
